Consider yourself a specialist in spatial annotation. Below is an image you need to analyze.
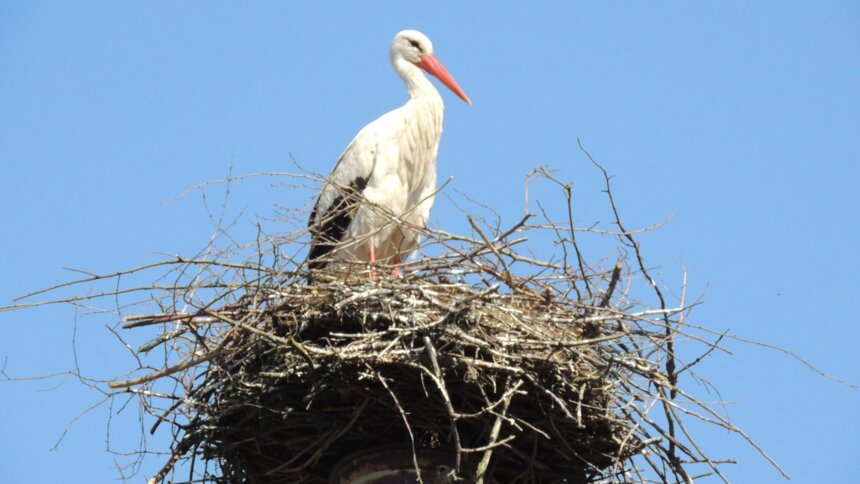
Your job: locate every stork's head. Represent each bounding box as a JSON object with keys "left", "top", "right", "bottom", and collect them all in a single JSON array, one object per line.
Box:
[{"left": 391, "top": 30, "right": 471, "bottom": 105}]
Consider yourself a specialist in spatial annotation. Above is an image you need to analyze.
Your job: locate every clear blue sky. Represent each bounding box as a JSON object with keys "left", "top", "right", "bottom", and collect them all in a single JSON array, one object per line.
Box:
[{"left": 2, "top": 2, "right": 858, "bottom": 483}]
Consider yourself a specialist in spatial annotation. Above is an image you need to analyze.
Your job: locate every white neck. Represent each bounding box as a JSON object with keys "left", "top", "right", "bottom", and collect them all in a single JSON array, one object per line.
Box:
[{"left": 391, "top": 57, "right": 442, "bottom": 103}]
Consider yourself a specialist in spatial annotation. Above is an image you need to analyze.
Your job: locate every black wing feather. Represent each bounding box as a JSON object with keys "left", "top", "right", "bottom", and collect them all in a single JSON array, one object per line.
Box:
[{"left": 307, "top": 176, "right": 369, "bottom": 271}]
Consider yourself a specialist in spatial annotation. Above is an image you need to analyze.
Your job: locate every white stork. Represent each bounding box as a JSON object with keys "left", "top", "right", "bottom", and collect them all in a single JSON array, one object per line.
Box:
[{"left": 307, "top": 30, "right": 471, "bottom": 276}]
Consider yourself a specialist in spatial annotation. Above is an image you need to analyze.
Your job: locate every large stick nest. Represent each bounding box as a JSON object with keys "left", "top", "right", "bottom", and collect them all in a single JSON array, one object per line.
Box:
[
  {"left": 10, "top": 159, "right": 781, "bottom": 483},
  {"left": 133, "top": 268, "right": 637, "bottom": 483}
]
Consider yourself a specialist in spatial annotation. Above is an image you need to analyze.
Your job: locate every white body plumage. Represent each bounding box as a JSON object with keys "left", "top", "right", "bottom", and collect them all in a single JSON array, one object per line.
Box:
[{"left": 308, "top": 30, "right": 470, "bottom": 273}]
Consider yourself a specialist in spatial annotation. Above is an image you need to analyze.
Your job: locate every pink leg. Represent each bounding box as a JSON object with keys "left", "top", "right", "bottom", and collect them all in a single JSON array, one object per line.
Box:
[
  {"left": 369, "top": 245, "right": 378, "bottom": 279},
  {"left": 391, "top": 254, "right": 401, "bottom": 278}
]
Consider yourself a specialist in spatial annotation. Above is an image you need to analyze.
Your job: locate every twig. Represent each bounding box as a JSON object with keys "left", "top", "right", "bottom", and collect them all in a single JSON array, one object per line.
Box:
[{"left": 476, "top": 379, "right": 521, "bottom": 483}]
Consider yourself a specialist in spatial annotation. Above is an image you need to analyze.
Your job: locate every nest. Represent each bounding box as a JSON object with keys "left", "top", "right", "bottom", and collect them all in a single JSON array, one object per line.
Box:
[
  {"left": 128, "top": 267, "right": 637, "bottom": 483},
  {"left": 9, "top": 162, "right": 778, "bottom": 483}
]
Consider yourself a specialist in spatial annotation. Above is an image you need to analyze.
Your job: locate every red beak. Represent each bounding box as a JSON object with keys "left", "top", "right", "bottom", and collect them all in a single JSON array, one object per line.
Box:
[{"left": 416, "top": 53, "right": 472, "bottom": 105}]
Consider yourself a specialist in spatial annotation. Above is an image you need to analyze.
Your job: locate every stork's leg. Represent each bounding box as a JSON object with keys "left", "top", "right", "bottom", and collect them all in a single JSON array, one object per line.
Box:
[
  {"left": 390, "top": 254, "right": 402, "bottom": 278},
  {"left": 369, "top": 245, "right": 378, "bottom": 279}
]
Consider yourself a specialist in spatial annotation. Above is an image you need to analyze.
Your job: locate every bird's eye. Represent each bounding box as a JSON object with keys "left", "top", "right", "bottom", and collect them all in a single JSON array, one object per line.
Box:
[{"left": 409, "top": 40, "right": 421, "bottom": 50}]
